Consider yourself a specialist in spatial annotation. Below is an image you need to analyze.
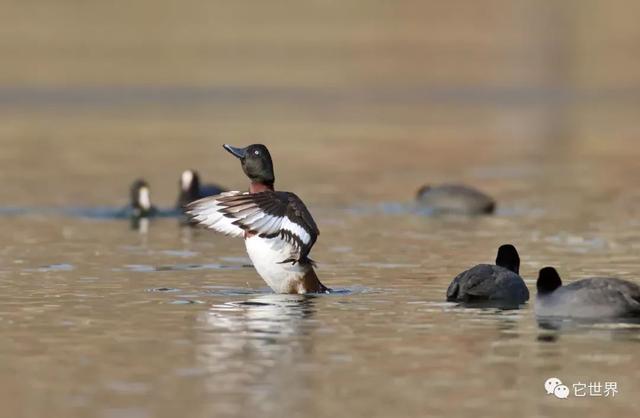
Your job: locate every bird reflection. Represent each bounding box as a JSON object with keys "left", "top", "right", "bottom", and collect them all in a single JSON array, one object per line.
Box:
[
  {"left": 130, "top": 216, "right": 150, "bottom": 233},
  {"left": 453, "top": 300, "right": 526, "bottom": 310},
  {"left": 536, "top": 316, "right": 640, "bottom": 343},
  {"left": 196, "top": 293, "right": 319, "bottom": 413}
]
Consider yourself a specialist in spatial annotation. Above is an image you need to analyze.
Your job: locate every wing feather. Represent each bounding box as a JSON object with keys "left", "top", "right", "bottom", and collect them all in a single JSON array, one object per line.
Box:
[
  {"left": 186, "top": 191, "right": 246, "bottom": 237},
  {"left": 186, "top": 190, "right": 319, "bottom": 263}
]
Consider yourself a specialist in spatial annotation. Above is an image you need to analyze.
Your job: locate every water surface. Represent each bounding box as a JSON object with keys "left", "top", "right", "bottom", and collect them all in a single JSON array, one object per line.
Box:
[{"left": 2, "top": 1, "right": 640, "bottom": 417}]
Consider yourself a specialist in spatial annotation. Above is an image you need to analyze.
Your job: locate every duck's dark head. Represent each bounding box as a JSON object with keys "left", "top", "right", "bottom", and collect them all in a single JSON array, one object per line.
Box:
[
  {"left": 495, "top": 244, "right": 520, "bottom": 274},
  {"left": 130, "top": 179, "right": 153, "bottom": 216},
  {"left": 223, "top": 144, "right": 275, "bottom": 188},
  {"left": 180, "top": 170, "right": 200, "bottom": 195},
  {"left": 537, "top": 267, "right": 563, "bottom": 295}
]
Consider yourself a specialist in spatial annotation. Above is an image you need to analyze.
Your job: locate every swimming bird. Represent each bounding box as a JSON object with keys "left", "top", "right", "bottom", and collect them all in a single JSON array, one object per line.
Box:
[
  {"left": 186, "top": 144, "right": 329, "bottom": 294},
  {"left": 128, "top": 179, "right": 156, "bottom": 218},
  {"left": 535, "top": 267, "right": 640, "bottom": 318},
  {"left": 416, "top": 184, "right": 495, "bottom": 215},
  {"left": 176, "top": 169, "right": 225, "bottom": 210},
  {"left": 123, "top": 179, "right": 156, "bottom": 232},
  {"left": 446, "top": 244, "right": 529, "bottom": 305}
]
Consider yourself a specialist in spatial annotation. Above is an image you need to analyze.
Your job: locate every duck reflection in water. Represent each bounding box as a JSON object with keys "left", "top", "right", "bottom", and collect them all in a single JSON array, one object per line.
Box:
[
  {"left": 196, "top": 293, "right": 319, "bottom": 412},
  {"left": 213, "top": 293, "right": 317, "bottom": 337},
  {"left": 130, "top": 216, "right": 150, "bottom": 234}
]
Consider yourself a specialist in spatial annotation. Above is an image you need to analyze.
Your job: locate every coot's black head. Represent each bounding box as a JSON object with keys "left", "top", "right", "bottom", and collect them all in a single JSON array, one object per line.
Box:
[
  {"left": 537, "top": 267, "right": 563, "bottom": 295},
  {"left": 180, "top": 169, "right": 201, "bottom": 194},
  {"left": 416, "top": 184, "right": 431, "bottom": 198},
  {"left": 130, "top": 179, "right": 152, "bottom": 215},
  {"left": 495, "top": 244, "right": 520, "bottom": 274},
  {"left": 223, "top": 144, "right": 275, "bottom": 185}
]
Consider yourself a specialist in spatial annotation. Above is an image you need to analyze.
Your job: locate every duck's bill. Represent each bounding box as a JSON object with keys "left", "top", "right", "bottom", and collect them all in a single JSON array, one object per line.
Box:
[{"left": 223, "top": 144, "right": 247, "bottom": 159}]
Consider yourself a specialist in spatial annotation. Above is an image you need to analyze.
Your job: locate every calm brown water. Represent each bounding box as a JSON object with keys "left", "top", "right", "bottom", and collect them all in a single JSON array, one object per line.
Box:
[{"left": 2, "top": 1, "right": 640, "bottom": 418}]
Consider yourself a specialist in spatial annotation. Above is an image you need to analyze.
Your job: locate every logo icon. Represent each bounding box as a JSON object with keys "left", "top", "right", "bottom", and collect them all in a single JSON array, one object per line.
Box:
[
  {"left": 545, "top": 377, "right": 618, "bottom": 399},
  {"left": 554, "top": 384, "right": 570, "bottom": 399},
  {"left": 545, "top": 377, "right": 563, "bottom": 395},
  {"left": 545, "top": 377, "right": 570, "bottom": 399}
]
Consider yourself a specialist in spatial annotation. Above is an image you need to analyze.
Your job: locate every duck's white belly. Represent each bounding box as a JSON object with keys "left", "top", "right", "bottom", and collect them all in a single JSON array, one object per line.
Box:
[{"left": 245, "top": 236, "right": 306, "bottom": 293}]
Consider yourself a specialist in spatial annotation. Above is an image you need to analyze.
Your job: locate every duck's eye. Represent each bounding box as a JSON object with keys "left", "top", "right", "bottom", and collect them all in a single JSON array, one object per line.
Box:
[{"left": 254, "top": 150, "right": 260, "bottom": 155}]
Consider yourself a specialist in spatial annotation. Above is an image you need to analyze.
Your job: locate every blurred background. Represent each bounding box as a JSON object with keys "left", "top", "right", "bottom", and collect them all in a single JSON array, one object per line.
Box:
[
  {"left": 2, "top": 0, "right": 639, "bottom": 207},
  {"left": 2, "top": 2, "right": 640, "bottom": 418}
]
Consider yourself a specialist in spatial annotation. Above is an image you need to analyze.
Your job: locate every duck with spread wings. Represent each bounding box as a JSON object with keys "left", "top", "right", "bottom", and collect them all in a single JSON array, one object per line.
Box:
[{"left": 186, "top": 144, "right": 329, "bottom": 294}]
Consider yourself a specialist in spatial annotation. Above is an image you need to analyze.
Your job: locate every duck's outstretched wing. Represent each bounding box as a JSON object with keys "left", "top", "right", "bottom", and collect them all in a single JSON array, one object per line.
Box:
[
  {"left": 186, "top": 190, "right": 319, "bottom": 263},
  {"left": 185, "top": 191, "right": 247, "bottom": 237}
]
